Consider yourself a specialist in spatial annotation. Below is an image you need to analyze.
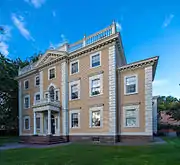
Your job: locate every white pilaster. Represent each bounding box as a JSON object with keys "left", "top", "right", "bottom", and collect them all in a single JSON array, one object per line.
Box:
[
  {"left": 33, "top": 112, "right": 36, "bottom": 134},
  {"left": 58, "top": 113, "right": 60, "bottom": 136},
  {"left": 48, "top": 110, "right": 51, "bottom": 135},
  {"left": 61, "top": 61, "right": 69, "bottom": 136},
  {"left": 40, "top": 71, "right": 43, "bottom": 99},
  {"left": 145, "top": 66, "right": 153, "bottom": 135},
  {"left": 18, "top": 81, "right": 22, "bottom": 136},
  {"left": 152, "top": 97, "right": 158, "bottom": 134},
  {"left": 108, "top": 45, "right": 117, "bottom": 136}
]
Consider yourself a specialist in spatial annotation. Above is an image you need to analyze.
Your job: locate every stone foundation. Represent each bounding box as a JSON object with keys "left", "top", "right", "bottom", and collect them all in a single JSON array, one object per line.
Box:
[
  {"left": 69, "top": 135, "right": 118, "bottom": 144},
  {"left": 20, "top": 135, "right": 68, "bottom": 145},
  {"left": 120, "top": 135, "right": 153, "bottom": 143}
]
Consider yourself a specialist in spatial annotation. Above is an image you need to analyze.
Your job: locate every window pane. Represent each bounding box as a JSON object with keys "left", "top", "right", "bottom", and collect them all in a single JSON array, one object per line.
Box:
[
  {"left": 25, "top": 97, "right": 29, "bottom": 108},
  {"left": 25, "top": 118, "right": 29, "bottom": 129},
  {"left": 36, "top": 76, "right": 40, "bottom": 86},
  {"left": 71, "top": 113, "right": 79, "bottom": 128},
  {"left": 126, "top": 76, "right": 136, "bottom": 94},
  {"left": 91, "top": 79, "right": 100, "bottom": 95},
  {"left": 71, "top": 62, "right": 78, "bottom": 74},
  {"left": 71, "top": 84, "right": 78, "bottom": 99},
  {"left": 126, "top": 118, "right": 136, "bottom": 127},
  {"left": 25, "top": 81, "right": 29, "bottom": 89},
  {"left": 126, "top": 109, "right": 136, "bottom": 117},
  {"left": 92, "top": 54, "right": 100, "bottom": 67},
  {"left": 55, "top": 91, "right": 59, "bottom": 100},
  {"left": 36, "top": 94, "right": 40, "bottom": 101},
  {"left": 36, "top": 117, "right": 40, "bottom": 129},
  {"left": 91, "top": 110, "right": 101, "bottom": 127},
  {"left": 49, "top": 69, "right": 55, "bottom": 79}
]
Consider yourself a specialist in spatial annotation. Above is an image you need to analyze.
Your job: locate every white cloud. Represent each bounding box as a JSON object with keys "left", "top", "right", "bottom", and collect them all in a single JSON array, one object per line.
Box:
[
  {"left": 153, "top": 79, "right": 169, "bottom": 87},
  {"left": 11, "top": 13, "right": 35, "bottom": 41},
  {"left": 162, "top": 14, "right": 174, "bottom": 28},
  {"left": 52, "top": 11, "right": 56, "bottom": 17},
  {"left": 24, "top": 0, "right": 46, "bottom": 8},
  {"left": 116, "top": 22, "right": 122, "bottom": 32},
  {"left": 0, "top": 25, "right": 11, "bottom": 56}
]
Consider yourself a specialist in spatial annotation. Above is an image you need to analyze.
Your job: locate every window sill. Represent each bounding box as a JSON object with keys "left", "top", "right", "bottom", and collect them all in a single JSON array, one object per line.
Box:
[
  {"left": 70, "top": 72, "right": 79, "bottom": 76},
  {"left": 90, "top": 93, "right": 103, "bottom": 98},
  {"left": 90, "top": 65, "right": 101, "bottom": 69},
  {"left": 124, "top": 126, "right": 139, "bottom": 128},
  {"left": 69, "top": 98, "right": 80, "bottom": 101},
  {"left": 70, "top": 127, "right": 80, "bottom": 129},
  {"left": 89, "top": 126, "right": 102, "bottom": 129},
  {"left": 124, "top": 92, "right": 138, "bottom": 96},
  {"left": 48, "top": 77, "right": 56, "bottom": 81},
  {"left": 24, "top": 107, "right": 30, "bottom": 110}
]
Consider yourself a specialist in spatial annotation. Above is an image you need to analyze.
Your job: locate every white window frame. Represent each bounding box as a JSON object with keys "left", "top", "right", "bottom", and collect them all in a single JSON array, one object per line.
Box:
[
  {"left": 69, "top": 110, "right": 80, "bottom": 129},
  {"left": 123, "top": 105, "right": 139, "bottom": 128},
  {"left": 34, "top": 92, "right": 40, "bottom": 104},
  {"left": 69, "top": 80, "right": 80, "bottom": 100},
  {"left": 24, "top": 79, "right": 29, "bottom": 90},
  {"left": 24, "top": 95, "right": 30, "bottom": 109},
  {"left": 89, "top": 106, "right": 103, "bottom": 128},
  {"left": 70, "top": 60, "right": 79, "bottom": 75},
  {"left": 34, "top": 75, "right": 40, "bottom": 87},
  {"left": 36, "top": 113, "right": 41, "bottom": 131},
  {"left": 124, "top": 75, "right": 138, "bottom": 95},
  {"left": 23, "top": 116, "right": 30, "bottom": 130},
  {"left": 48, "top": 66, "right": 56, "bottom": 80},
  {"left": 90, "top": 51, "right": 101, "bottom": 68},
  {"left": 55, "top": 89, "right": 60, "bottom": 101},
  {"left": 89, "top": 74, "right": 103, "bottom": 97}
]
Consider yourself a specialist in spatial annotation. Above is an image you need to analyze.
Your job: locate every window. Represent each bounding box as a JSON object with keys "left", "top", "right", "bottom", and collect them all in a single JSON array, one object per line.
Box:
[
  {"left": 124, "top": 75, "right": 138, "bottom": 95},
  {"left": 89, "top": 106, "right": 103, "bottom": 128},
  {"left": 70, "top": 110, "right": 80, "bottom": 128},
  {"left": 55, "top": 91, "right": 59, "bottom": 100},
  {"left": 36, "top": 117, "right": 40, "bottom": 130},
  {"left": 49, "top": 86, "right": 55, "bottom": 101},
  {"left": 24, "top": 95, "right": 30, "bottom": 109},
  {"left": 45, "top": 93, "right": 48, "bottom": 100},
  {"left": 24, "top": 80, "right": 29, "bottom": 89},
  {"left": 35, "top": 76, "right": 40, "bottom": 86},
  {"left": 70, "top": 60, "right": 79, "bottom": 74},
  {"left": 48, "top": 67, "right": 56, "bottom": 80},
  {"left": 89, "top": 74, "right": 103, "bottom": 97},
  {"left": 69, "top": 80, "right": 80, "bottom": 100},
  {"left": 123, "top": 105, "right": 139, "bottom": 128},
  {"left": 24, "top": 116, "right": 30, "bottom": 130},
  {"left": 34, "top": 93, "right": 40, "bottom": 103},
  {"left": 90, "top": 52, "right": 101, "bottom": 68}
]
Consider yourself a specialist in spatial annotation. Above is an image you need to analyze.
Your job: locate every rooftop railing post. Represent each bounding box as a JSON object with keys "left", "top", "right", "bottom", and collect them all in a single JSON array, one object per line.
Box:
[
  {"left": 112, "top": 20, "right": 116, "bottom": 34},
  {"left": 83, "top": 34, "right": 86, "bottom": 47}
]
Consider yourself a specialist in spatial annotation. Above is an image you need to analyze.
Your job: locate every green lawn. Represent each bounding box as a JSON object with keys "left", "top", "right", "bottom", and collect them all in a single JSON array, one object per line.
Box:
[
  {"left": 0, "top": 138, "right": 180, "bottom": 165},
  {"left": 0, "top": 136, "right": 19, "bottom": 146}
]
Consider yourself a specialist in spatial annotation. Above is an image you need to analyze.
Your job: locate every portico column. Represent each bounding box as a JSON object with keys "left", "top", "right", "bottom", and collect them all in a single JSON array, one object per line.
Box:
[
  {"left": 33, "top": 112, "right": 36, "bottom": 135},
  {"left": 58, "top": 112, "right": 60, "bottom": 136},
  {"left": 48, "top": 110, "right": 51, "bottom": 135}
]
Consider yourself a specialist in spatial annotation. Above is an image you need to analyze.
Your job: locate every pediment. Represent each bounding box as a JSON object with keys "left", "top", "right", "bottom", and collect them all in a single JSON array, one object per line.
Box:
[{"left": 35, "top": 50, "right": 67, "bottom": 67}]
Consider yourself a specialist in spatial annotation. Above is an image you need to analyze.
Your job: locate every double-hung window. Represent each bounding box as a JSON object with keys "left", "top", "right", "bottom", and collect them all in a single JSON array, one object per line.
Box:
[
  {"left": 124, "top": 75, "right": 138, "bottom": 95},
  {"left": 70, "top": 110, "right": 80, "bottom": 128},
  {"left": 24, "top": 116, "right": 30, "bottom": 130},
  {"left": 48, "top": 67, "right": 56, "bottom": 80},
  {"left": 24, "top": 80, "right": 29, "bottom": 89},
  {"left": 35, "top": 76, "right": 40, "bottom": 86},
  {"left": 89, "top": 74, "right": 103, "bottom": 97},
  {"left": 70, "top": 60, "right": 79, "bottom": 74},
  {"left": 69, "top": 80, "right": 80, "bottom": 100},
  {"left": 123, "top": 105, "right": 139, "bottom": 128},
  {"left": 24, "top": 95, "right": 30, "bottom": 109},
  {"left": 90, "top": 52, "right": 101, "bottom": 68}
]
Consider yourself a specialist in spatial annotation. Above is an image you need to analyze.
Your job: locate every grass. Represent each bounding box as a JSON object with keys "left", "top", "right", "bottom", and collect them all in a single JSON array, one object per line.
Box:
[
  {"left": 0, "top": 137, "right": 180, "bottom": 165},
  {"left": 0, "top": 136, "right": 19, "bottom": 146}
]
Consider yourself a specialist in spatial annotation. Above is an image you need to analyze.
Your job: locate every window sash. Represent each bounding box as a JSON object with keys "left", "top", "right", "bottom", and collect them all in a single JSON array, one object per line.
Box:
[
  {"left": 125, "top": 109, "right": 137, "bottom": 127},
  {"left": 91, "top": 79, "right": 100, "bottom": 95},
  {"left": 35, "top": 94, "right": 40, "bottom": 101},
  {"left": 71, "top": 84, "right": 79, "bottom": 99},
  {"left": 71, "top": 62, "right": 78, "bottom": 74},
  {"left": 92, "top": 54, "right": 100, "bottom": 67},
  {"left": 24, "top": 97, "right": 29, "bottom": 108},
  {"left": 71, "top": 113, "right": 79, "bottom": 128},
  {"left": 91, "top": 110, "right": 101, "bottom": 127},
  {"left": 49, "top": 69, "right": 55, "bottom": 79},
  {"left": 35, "top": 76, "right": 40, "bottom": 86},
  {"left": 25, "top": 118, "right": 29, "bottom": 129},
  {"left": 25, "top": 81, "right": 29, "bottom": 89}
]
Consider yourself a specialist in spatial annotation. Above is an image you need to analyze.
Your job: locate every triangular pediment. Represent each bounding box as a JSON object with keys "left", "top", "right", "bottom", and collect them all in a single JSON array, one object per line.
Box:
[{"left": 35, "top": 50, "right": 67, "bottom": 67}]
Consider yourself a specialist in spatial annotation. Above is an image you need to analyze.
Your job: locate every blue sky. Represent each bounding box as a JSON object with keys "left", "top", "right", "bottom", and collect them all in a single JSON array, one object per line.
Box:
[{"left": 0, "top": 0, "right": 180, "bottom": 98}]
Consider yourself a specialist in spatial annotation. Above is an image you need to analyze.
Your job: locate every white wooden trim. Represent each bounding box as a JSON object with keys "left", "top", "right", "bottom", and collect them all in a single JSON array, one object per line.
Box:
[
  {"left": 24, "top": 95, "right": 30, "bottom": 109},
  {"left": 70, "top": 60, "right": 79, "bottom": 75},
  {"left": 48, "top": 66, "right": 56, "bottom": 80},
  {"left": 24, "top": 79, "right": 29, "bottom": 90},
  {"left": 124, "top": 74, "right": 138, "bottom": 95},
  {"left": 89, "top": 106, "right": 103, "bottom": 128},
  {"left": 123, "top": 105, "right": 139, "bottom": 128},
  {"left": 69, "top": 80, "right": 80, "bottom": 100},
  {"left": 23, "top": 116, "right": 30, "bottom": 130},
  {"left": 69, "top": 110, "right": 80, "bottom": 129},
  {"left": 90, "top": 51, "right": 101, "bottom": 68},
  {"left": 89, "top": 73, "right": 103, "bottom": 97}
]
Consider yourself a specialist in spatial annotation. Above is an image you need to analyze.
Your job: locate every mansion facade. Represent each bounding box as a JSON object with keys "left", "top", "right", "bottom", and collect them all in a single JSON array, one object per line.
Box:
[{"left": 16, "top": 22, "right": 159, "bottom": 144}]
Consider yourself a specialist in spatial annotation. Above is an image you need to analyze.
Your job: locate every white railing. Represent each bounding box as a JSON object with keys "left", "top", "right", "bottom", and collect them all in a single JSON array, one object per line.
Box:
[
  {"left": 33, "top": 98, "right": 60, "bottom": 107},
  {"left": 18, "top": 22, "right": 117, "bottom": 75}
]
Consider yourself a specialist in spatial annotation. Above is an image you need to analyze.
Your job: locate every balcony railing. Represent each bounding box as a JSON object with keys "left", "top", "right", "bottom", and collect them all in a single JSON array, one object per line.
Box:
[
  {"left": 18, "top": 21, "right": 117, "bottom": 76},
  {"left": 33, "top": 98, "right": 60, "bottom": 107}
]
